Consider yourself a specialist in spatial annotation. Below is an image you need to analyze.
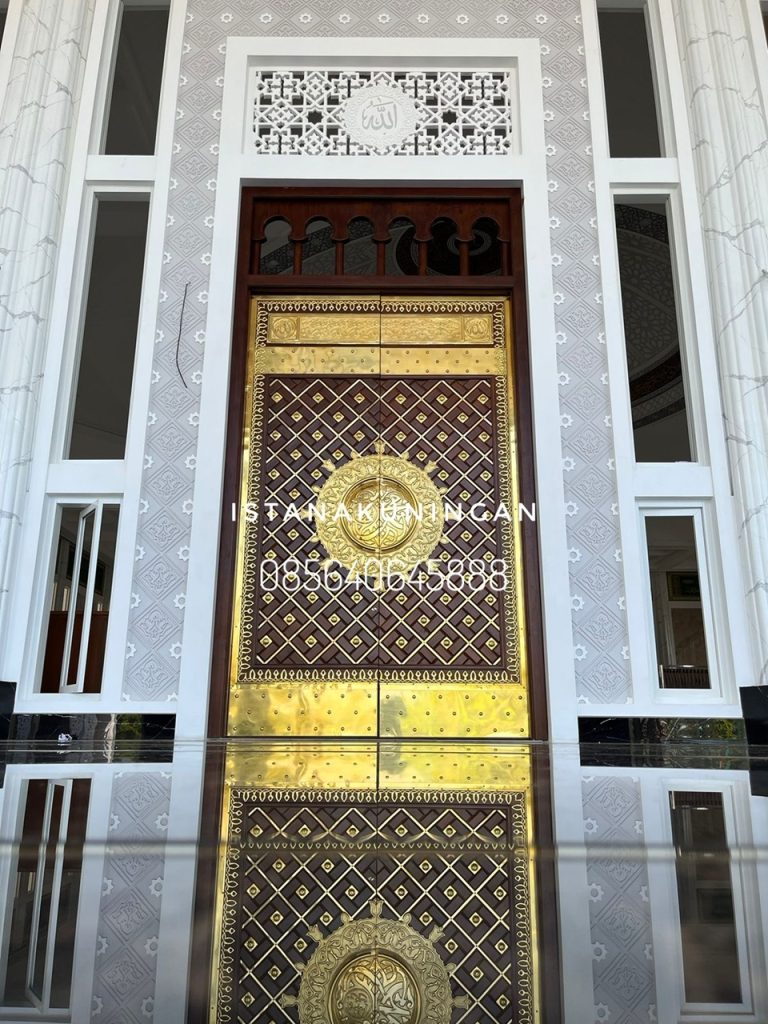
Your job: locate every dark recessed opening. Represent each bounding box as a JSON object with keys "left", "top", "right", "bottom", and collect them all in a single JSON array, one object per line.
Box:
[
  {"left": 103, "top": 5, "right": 169, "bottom": 155},
  {"left": 598, "top": 8, "right": 663, "bottom": 157}
]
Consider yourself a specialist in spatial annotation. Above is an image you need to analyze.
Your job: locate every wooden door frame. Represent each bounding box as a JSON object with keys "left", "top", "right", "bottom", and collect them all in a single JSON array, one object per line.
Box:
[{"left": 207, "top": 185, "right": 547, "bottom": 742}]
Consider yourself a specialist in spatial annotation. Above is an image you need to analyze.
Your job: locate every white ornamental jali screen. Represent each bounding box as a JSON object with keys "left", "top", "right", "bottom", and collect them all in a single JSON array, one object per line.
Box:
[{"left": 250, "top": 69, "right": 516, "bottom": 156}]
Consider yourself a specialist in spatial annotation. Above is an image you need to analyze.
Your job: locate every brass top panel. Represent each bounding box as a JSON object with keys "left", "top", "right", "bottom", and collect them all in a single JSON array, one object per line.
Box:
[
  {"left": 266, "top": 311, "right": 495, "bottom": 346},
  {"left": 224, "top": 742, "right": 532, "bottom": 794}
]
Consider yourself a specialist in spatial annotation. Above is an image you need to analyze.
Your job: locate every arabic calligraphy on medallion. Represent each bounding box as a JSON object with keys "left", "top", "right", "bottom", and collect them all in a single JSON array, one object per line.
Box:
[{"left": 342, "top": 84, "right": 419, "bottom": 152}]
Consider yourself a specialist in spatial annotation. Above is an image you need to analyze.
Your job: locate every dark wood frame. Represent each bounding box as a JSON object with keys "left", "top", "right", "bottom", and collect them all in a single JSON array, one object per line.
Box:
[
  {"left": 188, "top": 186, "right": 561, "bottom": 1023},
  {"left": 208, "top": 185, "right": 546, "bottom": 741}
]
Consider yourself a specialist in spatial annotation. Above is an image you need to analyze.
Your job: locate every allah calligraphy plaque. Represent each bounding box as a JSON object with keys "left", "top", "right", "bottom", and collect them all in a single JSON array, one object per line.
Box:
[{"left": 228, "top": 295, "right": 529, "bottom": 737}]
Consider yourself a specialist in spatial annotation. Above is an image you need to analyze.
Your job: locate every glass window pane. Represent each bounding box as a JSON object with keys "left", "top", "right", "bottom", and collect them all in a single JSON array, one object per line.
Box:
[
  {"left": 2, "top": 780, "right": 91, "bottom": 1011},
  {"left": 616, "top": 201, "right": 692, "bottom": 461},
  {"left": 598, "top": 8, "right": 662, "bottom": 157},
  {"left": 103, "top": 5, "right": 169, "bottom": 155},
  {"left": 31, "top": 785, "right": 64, "bottom": 1000},
  {"left": 41, "top": 505, "right": 120, "bottom": 694},
  {"left": 68, "top": 198, "right": 149, "bottom": 459},
  {"left": 670, "top": 792, "right": 741, "bottom": 1003},
  {"left": 50, "top": 780, "right": 90, "bottom": 1007},
  {"left": 344, "top": 217, "right": 377, "bottom": 275},
  {"left": 302, "top": 218, "right": 335, "bottom": 275},
  {"left": 645, "top": 515, "right": 710, "bottom": 689},
  {"left": 260, "top": 218, "right": 293, "bottom": 275},
  {"left": 3, "top": 781, "right": 47, "bottom": 1005},
  {"left": 385, "top": 217, "right": 417, "bottom": 275}
]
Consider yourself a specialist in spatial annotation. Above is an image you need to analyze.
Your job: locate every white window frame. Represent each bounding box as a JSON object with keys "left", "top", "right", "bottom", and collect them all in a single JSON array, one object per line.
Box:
[
  {"left": 2, "top": 0, "right": 181, "bottom": 714},
  {"left": 39, "top": 499, "right": 122, "bottom": 696},
  {"left": 54, "top": 186, "right": 153, "bottom": 463},
  {"left": 610, "top": 186, "right": 707, "bottom": 466},
  {"left": 638, "top": 504, "right": 730, "bottom": 702},
  {"left": 0, "top": 777, "right": 93, "bottom": 1021},
  {"left": 27, "top": 498, "right": 124, "bottom": 699},
  {"left": 594, "top": 0, "right": 675, "bottom": 159},
  {"left": 58, "top": 504, "right": 101, "bottom": 693},
  {"left": 583, "top": 0, "right": 756, "bottom": 716},
  {"left": 92, "top": 0, "right": 171, "bottom": 159},
  {"left": 23, "top": 781, "right": 72, "bottom": 1014},
  {"left": 644, "top": 774, "right": 767, "bottom": 1023}
]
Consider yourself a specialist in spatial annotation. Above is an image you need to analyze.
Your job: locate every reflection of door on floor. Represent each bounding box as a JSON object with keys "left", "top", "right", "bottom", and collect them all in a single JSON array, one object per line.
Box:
[{"left": 208, "top": 745, "right": 538, "bottom": 1024}]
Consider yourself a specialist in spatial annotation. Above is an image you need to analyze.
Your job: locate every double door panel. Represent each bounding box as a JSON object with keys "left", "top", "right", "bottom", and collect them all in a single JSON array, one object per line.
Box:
[{"left": 228, "top": 295, "right": 528, "bottom": 738}]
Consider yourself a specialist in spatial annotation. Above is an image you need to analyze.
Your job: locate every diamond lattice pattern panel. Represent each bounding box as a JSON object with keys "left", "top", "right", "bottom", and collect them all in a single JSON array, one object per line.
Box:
[
  {"left": 251, "top": 70, "right": 514, "bottom": 156},
  {"left": 215, "top": 792, "right": 532, "bottom": 1024},
  {"left": 251, "top": 375, "right": 508, "bottom": 673}
]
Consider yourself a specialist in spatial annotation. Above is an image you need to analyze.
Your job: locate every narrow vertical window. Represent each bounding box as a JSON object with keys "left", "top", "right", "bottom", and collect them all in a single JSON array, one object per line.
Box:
[
  {"left": 41, "top": 503, "right": 119, "bottom": 694},
  {"left": 597, "top": 6, "right": 663, "bottom": 157},
  {"left": 67, "top": 197, "right": 149, "bottom": 459},
  {"left": 2, "top": 779, "right": 91, "bottom": 1011},
  {"left": 645, "top": 515, "right": 711, "bottom": 689},
  {"left": 615, "top": 200, "right": 693, "bottom": 461},
  {"left": 670, "top": 792, "right": 741, "bottom": 1004},
  {"left": 103, "top": 2, "right": 169, "bottom": 155}
]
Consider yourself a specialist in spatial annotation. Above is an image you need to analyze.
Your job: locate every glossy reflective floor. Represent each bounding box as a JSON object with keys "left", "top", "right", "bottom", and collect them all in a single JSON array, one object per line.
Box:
[{"left": 0, "top": 739, "right": 766, "bottom": 1023}]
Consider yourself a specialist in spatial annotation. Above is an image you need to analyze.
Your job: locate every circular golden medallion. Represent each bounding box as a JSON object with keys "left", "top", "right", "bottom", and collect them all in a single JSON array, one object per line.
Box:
[
  {"left": 286, "top": 901, "right": 456, "bottom": 1024},
  {"left": 340, "top": 477, "right": 419, "bottom": 553},
  {"left": 314, "top": 444, "right": 445, "bottom": 587},
  {"left": 329, "top": 952, "right": 420, "bottom": 1024}
]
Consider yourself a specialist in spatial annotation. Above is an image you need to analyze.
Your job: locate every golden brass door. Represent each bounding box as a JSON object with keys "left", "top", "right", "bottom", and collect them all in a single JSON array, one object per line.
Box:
[{"left": 227, "top": 295, "right": 529, "bottom": 738}]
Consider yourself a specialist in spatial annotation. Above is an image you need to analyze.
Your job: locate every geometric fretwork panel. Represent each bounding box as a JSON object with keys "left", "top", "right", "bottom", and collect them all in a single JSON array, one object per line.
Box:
[
  {"left": 250, "top": 375, "right": 512, "bottom": 673},
  {"left": 251, "top": 70, "right": 515, "bottom": 157},
  {"left": 214, "top": 791, "right": 533, "bottom": 1024}
]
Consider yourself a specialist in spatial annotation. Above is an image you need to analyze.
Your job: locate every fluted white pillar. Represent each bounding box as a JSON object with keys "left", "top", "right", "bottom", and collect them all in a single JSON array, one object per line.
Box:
[
  {"left": 0, "top": 0, "right": 95, "bottom": 641},
  {"left": 674, "top": 0, "right": 768, "bottom": 682}
]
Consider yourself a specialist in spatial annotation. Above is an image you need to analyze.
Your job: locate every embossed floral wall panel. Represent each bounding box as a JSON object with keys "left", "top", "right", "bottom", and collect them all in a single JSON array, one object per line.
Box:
[
  {"left": 91, "top": 772, "right": 172, "bottom": 1024},
  {"left": 125, "top": 0, "right": 630, "bottom": 707},
  {"left": 582, "top": 774, "right": 657, "bottom": 1023}
]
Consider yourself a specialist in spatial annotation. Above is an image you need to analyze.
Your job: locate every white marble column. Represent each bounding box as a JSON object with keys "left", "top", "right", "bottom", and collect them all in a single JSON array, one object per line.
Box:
[
  {"left": 0, "top": 0, "right": 95, "bottom": 642},
  {"left": 674, "top": 0, "right": 768, "bottom": 682}
]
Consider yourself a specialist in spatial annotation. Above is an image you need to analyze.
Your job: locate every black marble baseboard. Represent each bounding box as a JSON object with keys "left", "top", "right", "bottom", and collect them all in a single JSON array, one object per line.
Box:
[
  {"left": 3, "top": 713, "right": 175, "bottom": 765},
  {"left": 579, "top": 716, "right": 749, "bottom": 769}
]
